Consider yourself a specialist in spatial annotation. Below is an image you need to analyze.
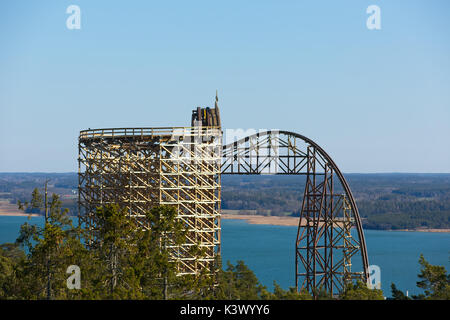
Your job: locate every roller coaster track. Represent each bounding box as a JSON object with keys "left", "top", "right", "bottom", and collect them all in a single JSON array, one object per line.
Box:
[
  {"left": 221, "top": 130, "right": 369, "bottom": 297},
  {"left": 79, "top": 96, "right": 371, "bottom": 298}
]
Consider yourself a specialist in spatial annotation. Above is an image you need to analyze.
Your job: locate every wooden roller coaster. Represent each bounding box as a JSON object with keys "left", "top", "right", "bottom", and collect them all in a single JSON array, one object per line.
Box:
[{"left": 78, "top": 92, "right": 369, "bottom": 297}]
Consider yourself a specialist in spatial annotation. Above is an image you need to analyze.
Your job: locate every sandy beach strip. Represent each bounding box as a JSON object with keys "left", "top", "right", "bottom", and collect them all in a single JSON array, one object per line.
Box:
[
  {"left": 221, "top": 214, "right": 299, "bottom": 227},
  {"left": 0, "top": 212, "right": 41, "bottom": 217},
  {"left": 221, "top": 213, "right": 450, "bottom": 233},
  {"left": 0, "top": 200, "right": 40, "bottom": 217},
  {"left": 393, "top": 228, "right": 450, "bottom": 233}
]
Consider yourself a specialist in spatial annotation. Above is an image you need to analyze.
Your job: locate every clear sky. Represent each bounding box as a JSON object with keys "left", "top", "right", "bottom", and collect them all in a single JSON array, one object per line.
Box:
[{"left": 0, "top": 0, "right": 449, "bottom": 173}]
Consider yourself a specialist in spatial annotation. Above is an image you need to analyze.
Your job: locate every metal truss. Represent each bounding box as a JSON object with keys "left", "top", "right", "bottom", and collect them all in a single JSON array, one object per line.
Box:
[
  {"left": 221, "top": 130, "right": 369, "bottom": 297},
  {"left": 78, "top": 126, "right": 222, "bottom": 276}
]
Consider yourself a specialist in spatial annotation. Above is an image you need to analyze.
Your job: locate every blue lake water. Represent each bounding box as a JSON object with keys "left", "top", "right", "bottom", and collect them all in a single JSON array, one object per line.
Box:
[
  {"left": 220, "top": 219, "right": 450, "bottom": 297},
  {"left": 1, "top": 216, "right": 449, "bottom": 297}
]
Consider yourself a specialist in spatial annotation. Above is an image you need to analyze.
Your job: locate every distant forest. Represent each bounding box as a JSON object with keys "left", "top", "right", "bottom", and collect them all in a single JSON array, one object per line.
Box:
[
  {"left": 1, "top": 172, "right": 450, "bottom": 231},
  {"left": 221, "top": 174, "right": 450, "bottom": 230}
]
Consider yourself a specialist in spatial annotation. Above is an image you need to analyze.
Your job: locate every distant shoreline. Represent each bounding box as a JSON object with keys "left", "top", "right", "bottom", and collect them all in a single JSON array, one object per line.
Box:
[
  {"left": 221, "top": 214, "right": 450, "bottom": 233},
  {"left": 1, "top": 211, "right": 448, "bottom": 233},
  {"left": 0, "top": 212, "right": 41, "bottom": 217},
  {"left": 221, "top": 214, "right": 299, "bottom": 227},
  {"left": 391, "top": 228, "right": 450, "bottom": 233},
  {"left": 0, "top": 200, "right": 41, "bottom": 217}
]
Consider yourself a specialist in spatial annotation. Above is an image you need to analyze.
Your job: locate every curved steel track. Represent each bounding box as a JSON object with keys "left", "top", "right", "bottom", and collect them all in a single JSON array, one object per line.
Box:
[{"left": 221, "top": 130, "right": 369, "bottom": 296}]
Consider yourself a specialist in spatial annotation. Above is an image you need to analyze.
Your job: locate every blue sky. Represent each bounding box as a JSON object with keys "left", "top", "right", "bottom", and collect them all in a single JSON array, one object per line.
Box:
[{"left": 0, "top": 0, "right": 449, "bottom": 172}]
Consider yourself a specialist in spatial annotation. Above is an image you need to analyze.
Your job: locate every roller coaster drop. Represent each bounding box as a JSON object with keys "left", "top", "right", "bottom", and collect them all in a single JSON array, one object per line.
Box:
[{"left": 78, "top": 94, "right": 369, "bottom": 298}]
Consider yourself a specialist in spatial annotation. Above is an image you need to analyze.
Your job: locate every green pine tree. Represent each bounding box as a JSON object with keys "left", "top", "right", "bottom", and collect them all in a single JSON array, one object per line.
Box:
[
  {"left": 15, "top": 191, "right": 86, "bottom": 300},
  {"left": 390, "top": 283, "right": 411, "bottom": 300},
  {"left": 340, "top": 280, "right": 384, "bottom": 300},
  {"left": 414, "top": 254, "right": 450, "bottom": 300}
]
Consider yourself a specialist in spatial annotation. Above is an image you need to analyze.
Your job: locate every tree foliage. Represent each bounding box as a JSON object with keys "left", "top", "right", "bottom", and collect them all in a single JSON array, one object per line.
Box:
[
  {"left": 391, "top": 254, "right": 450, "bottom": 300},
  {"left": 339, "top": 281, "right": 384, "bottom": 300},
  {"left": 390, "top": 283, "right": 411, "bottom": 300},
  {"left": 264, "top": 282, "right": 312, "bottom": 300},
  {"left": 3, "top": 188, "right": 449, "bottom": 300},
  {"left": 414, "top": 254, "right": 450, "bottom": 299},
  {"left": 2, "top": 189, "right": 218, "bottom": 299}
]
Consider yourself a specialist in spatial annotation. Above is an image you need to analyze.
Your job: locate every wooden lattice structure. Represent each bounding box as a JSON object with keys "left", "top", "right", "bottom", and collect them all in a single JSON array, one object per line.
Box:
[{"left": 78, "top": 126, "right": 222, "bottom": 275}]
